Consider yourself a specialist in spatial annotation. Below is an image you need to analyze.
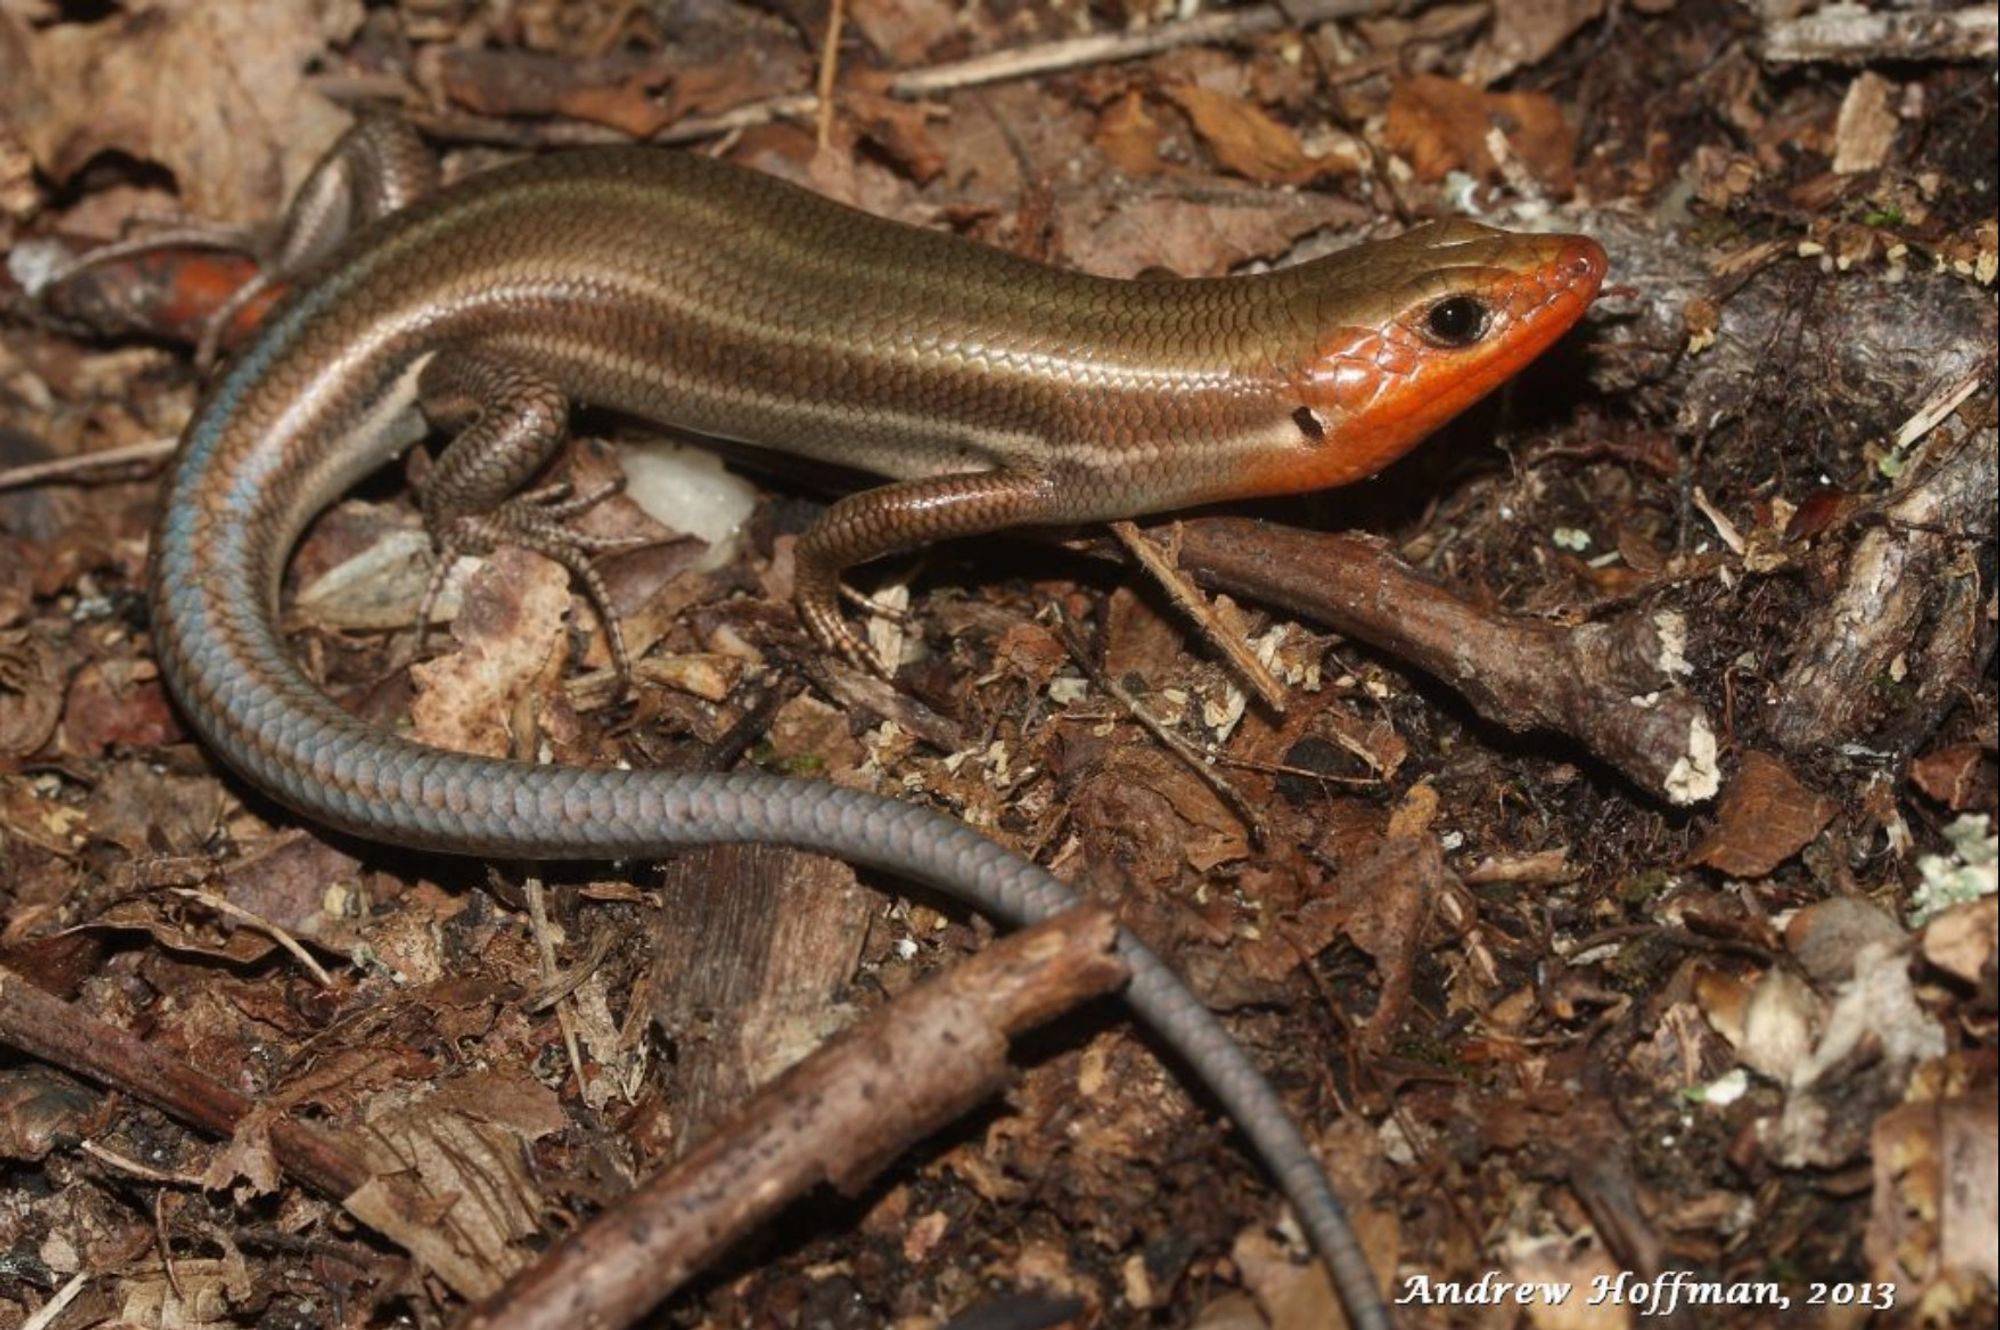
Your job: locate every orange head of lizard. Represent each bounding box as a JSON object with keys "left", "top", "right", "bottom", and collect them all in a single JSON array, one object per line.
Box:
[{"left": 1241, "top": 219, "right": 1607, "bottom": 497}]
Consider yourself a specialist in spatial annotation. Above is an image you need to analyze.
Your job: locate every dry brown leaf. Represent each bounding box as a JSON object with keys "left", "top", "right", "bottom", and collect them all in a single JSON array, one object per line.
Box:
[
  {"left": 764, "top": 691, "right": 873, "bottom": 791},
  {"left": 118, "top": 1257, "right": 253, "bottom": 1327},
  {"left": 219, "top": 831, "right": 368, "bottom": 946},
  {"left": 78, "top": 898, "right": 277, "bottom": 969},
  {"left": 1237, "top": 1112, "right": 1399, "bottom": 1325},
  {"left": 1689, "top": 750, "right": 1836, "bottom": 878},
  {"left": 437, "top": 48, "right": 678, "bottom": 138},
  {"left": 557, "top": 81, "right": 675, "bottom": 139},
  {"left": 664, "top": 47, "right": 789, "bottom": 122},
  {"left": 204, "top": 1105, "right": 283, "bottom": 1197},
  {"left": 847, "top": 85, "right": 948, "bottom": 185},
  {"left": 1385, "top": 781, "right": 1439, "bottom": 839},
  {"left": 1500, "top": 1234, "right": 1629, "bottom": 1329},
  {"left": 60, "top": 658, "right": 181, "bottom": 756},
  {"left": 0, "top": 1068, "right": 102, "bottom": 1163},
  {"left": 1093, "top": 746, "right": 1251, "bottom": 875},
  {"left": 1383, "top": 74, "right": 1578, "bottom": 195},
  {"left": 1094, "top": 91, "right": 1177, "bottom": 180},
  {"left": 1469, "top": 0, "right": 1609, "bottom": 85},
  {"left": 1294, "top": 833, "right": 1441, "bottom": 1050},
  {"left": 293, "top": 503, "right": 438, "bottom": 632},
  {"left": 1921, "top": 896, "right": 1997, "bottom": 987},
  {"left": 344, "top": 1071, "right": 564, "bottom": 1299},
  {"left": 848, "top": 0, "right": 959, "bottom": 64},
  {"left": 1626, "top": 999, "right": 1740, "bottom": 1090},
  {"left": 1232, "top": 1227, "right": 1340, "bottom": 1329},
  {"left": 0, "top": 627, "right": 62, "bottom": 758},
  {"left": 1909, "top": 743, "right": 1995, "bottom": 811},
  {"left": 1938, "top": 1092, "right": 2000, "bottom": 1288},
  {"left": 81, "top": 764, "right": 230, "bottom": 857},
  {"left": 1058, "top": 185, "right": 1368, "bottom": 280},
  {"left": 1736, "top": 966, "right": 1820, "bottom": 1083},
  {"left": 1867, "top": 1090, "right": 2000, "bottom": 1303},
  {"left": 1164, "top": 84, "right": 1345, "bottom": 186},
  {"left": 0, "top": 0, "right": 359, "bottom": 222}
]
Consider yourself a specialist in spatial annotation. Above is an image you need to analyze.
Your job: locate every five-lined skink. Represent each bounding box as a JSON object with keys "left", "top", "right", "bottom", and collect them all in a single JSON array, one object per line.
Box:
[{"left": 146, "top": 134, "right": 1607, "bottom": 1330}]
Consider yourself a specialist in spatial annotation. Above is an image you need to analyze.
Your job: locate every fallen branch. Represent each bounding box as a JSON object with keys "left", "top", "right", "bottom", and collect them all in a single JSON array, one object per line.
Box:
[
  {"left": 0, "top": 436, "right": 176, "bottom": 492},
  {"left": 0, "top": 966, "right": 496, "bottom": 1296},
  {"left": 1167, "top": 518, "right": 1723, "bottom": 805},
  {"left": 459, "top": 904, "right": 1128, "bottom": 1330},
  {"left": 0, "top": 965, "right": 369, "bottom": 1200}
]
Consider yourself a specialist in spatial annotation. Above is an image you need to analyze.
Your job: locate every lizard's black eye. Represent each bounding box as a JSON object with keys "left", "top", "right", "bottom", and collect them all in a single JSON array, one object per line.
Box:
[{"left": 1423, "top": 295, "right": 1488, "bottom": 346}]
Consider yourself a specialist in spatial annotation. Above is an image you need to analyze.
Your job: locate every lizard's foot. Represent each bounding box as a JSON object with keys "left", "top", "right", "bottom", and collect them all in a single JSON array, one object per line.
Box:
[{"left": 422, "top": 477, "right": 648, "bottom": 682}]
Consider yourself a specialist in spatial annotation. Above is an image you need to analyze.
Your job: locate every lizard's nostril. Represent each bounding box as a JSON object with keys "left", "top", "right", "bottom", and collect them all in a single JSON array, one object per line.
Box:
[{"left": 1566, "top": 238, "right": 1608, "bottom": 287}]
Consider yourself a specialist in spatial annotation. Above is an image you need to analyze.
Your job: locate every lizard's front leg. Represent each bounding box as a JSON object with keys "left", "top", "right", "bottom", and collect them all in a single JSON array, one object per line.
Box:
[{"left": 794, "top": 470, "right": 1060, "bottom": 674}]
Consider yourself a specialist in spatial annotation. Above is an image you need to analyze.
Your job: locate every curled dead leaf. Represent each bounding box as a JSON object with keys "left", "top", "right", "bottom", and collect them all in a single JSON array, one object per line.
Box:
[
  {"left": 0, "top": 627, "right": 62, "bottom": 758},
  {"left": 1690, "top": 751, "right": 1836, "bottom": 879},
  {"left": 1384, "top": 74, "right": 1577, "bottom": 195},
  {"left": 1095, "top": 90, "right": 1178, "bottom": 179},
  {"left": 1164, "top": 84, "right": 1359, "bottom": 186}
]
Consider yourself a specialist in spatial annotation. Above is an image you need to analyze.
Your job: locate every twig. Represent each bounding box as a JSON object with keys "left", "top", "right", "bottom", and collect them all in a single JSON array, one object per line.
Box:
[
  {"left": 1772, "top": 425, "right": 1996, "bottom": 750},
  {"left": 1210, "top": 751, "right": 1382, "bottom": 789},
  {"left": 20, "top": 1272, "right": 88, "bottom": 1330},
  {"left": 0, "top": 437, "right": 176, "bottom": 492},
  {"left": 156, "top": 1189, "right": 185, "bottom": 1305},
  {"left": 521, "top": 928, "right": 618, "bottom": 1012},
  {"left": 389, "top": 2, "right": 1394, "bottom": 150},
  {"left": 1892, "top": 369, "right": 1984, "bottom": 451},
  {"left": 0, "top": 966, "right": 369, "bottom": 1200},
  {"left": 1109, "top": 520, "right": 1288, "bottom": 714},
  {"left": 458, "top": 904, "right": 1127, "bottom": 1330},
  {"left": 170, "top": 887, "right": 333, "bottom": 987},
  {"left": 1053, "top": 609, "right": 1273, "bottom": 846},
  {"left": 889, "top": 0, "right": 1387, "bottom": 97},
  {"left": 82, "top": 1138, "right": 206, "bottom": 1186},
  {"left": 0, "top": 966, "right": 516, "bottom": 1302},
  {"left": 816, "top": 0, "right": 847, "bottom": 149},
  {"left": 522, "top": 878, "right": 587, "bottom": 1094},
  {"left": 1689, "top": 486, "right": 1745, "bottom": 555},
  {"left": 510, "top": 688, "right": 589, "bottom": 1096}
]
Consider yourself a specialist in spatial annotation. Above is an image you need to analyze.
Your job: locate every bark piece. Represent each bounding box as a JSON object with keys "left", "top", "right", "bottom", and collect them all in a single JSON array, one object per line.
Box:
[
  {"left": 647, "top": 844, "right": 875, "bottom": 1141},
  {"left": 1772, "top": 431, "right": 1996, "bottom": 752}
]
